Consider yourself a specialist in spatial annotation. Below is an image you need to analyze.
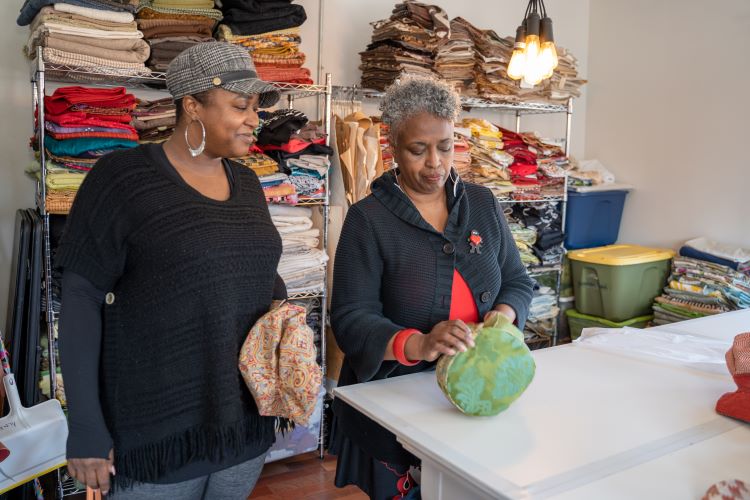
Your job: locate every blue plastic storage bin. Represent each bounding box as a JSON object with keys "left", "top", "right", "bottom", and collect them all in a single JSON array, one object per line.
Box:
[{"left": 565, "top": 189, "right": 628, "bottom": 249}]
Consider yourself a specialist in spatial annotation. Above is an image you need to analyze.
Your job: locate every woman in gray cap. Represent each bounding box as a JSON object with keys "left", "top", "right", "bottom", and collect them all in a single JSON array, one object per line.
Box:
[{"left": 56, "top": 42, "right": 287, "bottom": 498}]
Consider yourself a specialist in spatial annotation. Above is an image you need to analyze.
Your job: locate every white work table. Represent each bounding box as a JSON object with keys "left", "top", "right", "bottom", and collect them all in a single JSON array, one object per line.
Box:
[{"left": 334, "top": 309, "right": 750, "bottom": 499}]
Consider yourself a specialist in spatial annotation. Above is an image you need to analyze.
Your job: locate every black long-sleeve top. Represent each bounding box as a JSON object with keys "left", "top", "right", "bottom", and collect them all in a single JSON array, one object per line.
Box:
[
  {"left": 330, "top": 171, "right": 535, "bottom": 464},
  {"left": 57, "top": 143, "right": 286, "bottom": 485}
]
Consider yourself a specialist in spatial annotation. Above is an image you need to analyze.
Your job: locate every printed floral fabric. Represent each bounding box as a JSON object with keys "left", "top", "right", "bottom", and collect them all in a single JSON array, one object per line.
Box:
[{"left": 239, "top": 303, "right": 321, "bottom": 426}]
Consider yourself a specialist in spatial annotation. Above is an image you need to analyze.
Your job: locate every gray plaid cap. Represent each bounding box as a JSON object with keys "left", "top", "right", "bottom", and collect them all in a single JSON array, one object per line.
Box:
[{"left": 166, "top": 42, "right": 280, "bottom": 108}]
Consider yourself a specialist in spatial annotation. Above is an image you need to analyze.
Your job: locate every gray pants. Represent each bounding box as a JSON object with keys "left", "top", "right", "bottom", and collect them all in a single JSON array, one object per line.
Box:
[{"left": 110, "top": 452, "right": 266, "bottom": 500}]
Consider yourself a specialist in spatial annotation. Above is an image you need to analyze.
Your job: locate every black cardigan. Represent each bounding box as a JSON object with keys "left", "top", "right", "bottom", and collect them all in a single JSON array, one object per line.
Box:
[{"left": 330, "top": 170, "right": 534, "bottom": 464}]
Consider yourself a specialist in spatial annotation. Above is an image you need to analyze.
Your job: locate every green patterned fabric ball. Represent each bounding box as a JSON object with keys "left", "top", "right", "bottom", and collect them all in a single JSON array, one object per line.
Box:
[{"left": 436, "top": 315, "right": 535, "bottom": 416}]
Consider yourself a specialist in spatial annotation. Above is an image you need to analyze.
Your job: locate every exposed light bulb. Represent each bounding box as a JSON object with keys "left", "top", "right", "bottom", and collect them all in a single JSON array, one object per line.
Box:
[
  {"left": 507, "top": 49, "right": 526, "bottom": 80},
  {"left": 507, "top": 25, "right": 527, "bottom": 80},
  {"left": 539, "top": 16, "right": 558, "bottom": 79},
  {"left": 539, "top": 42, "right": 558, "bottom": 78},
  {"left": 507, "top": 5, "right": 559, "bottom": 86},
  {"left": 522, "top": 34, "right": 543, "bottom": 85}
]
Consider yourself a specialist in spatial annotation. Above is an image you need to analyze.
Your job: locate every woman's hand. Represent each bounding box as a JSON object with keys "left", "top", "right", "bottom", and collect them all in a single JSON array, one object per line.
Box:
[
  {"left": 409, "top": 320, "right": 475, "bottom": 362},
  {"left": 483, "top": 305, "right": 516, "bottom": 326},
  {"left": 67, "top": 449, "right": 115, "bottom": 495}
]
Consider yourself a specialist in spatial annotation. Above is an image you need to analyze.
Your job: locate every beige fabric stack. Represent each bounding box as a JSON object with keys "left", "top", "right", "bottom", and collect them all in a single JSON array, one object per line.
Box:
[{"left": 25, "top": 3, "right": 150, "bottom": 75}]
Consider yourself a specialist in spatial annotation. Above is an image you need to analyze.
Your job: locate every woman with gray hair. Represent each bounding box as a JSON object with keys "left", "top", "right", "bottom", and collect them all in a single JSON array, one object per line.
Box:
[
  {"left": 329, "top": 77, "right": 534, "bottom": 498},
  {"left": 55, "top": 42, "right": 287, "bottom": 498}
]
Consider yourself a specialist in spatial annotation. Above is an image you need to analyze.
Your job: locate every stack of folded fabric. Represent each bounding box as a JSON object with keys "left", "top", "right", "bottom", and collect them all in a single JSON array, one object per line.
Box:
[
  {"left": 216, "top": 0, "right": 311, "bottom": 84},
  {"left": 22, "top": 1, "right": 150, "bottom": 76},
  {"left": 458, "top": 118, "right": 513, "bottom": 197},
  {"left": 376, "top": 121, "right": 394, "bottom": 171},
  {"left": 434, "top": 17, "right": 475, "bottom": 92},
  {"left": 652, "top": 256, "right": 750, "bottom": 325},
  {"left": 135, "top": 0, "right": 220, "bottom": 71},
  {"left": 452, "top": 133, "right": 472, "bottom": 181},
  {"left": 359, "top": 1, "right": 448, "bottom": 90},
  {"left": 268, "top": 205, "right": 328, "bottom": 295},
  {"left": 131, "top": 97, "right": 175, "bottom": 143},
  {"left": 17, "top": 0, "right": 138, "bottom": 27},
  {"left": 679, "top": 238, "right": 750, "bottom": 276},
  {"left": 521, "top": 132, "right": 567, "bottom": 199},
  {"left": 509, "top": 203, "right": 564, "bottom": 266},
  {"left": 288, "top": 155, "right": 330, "bottom": 200},
  {"left": 467, "top": 27, "right": 528, "bottom": 102},
  {"left": 232, "top": 151, "right": 280, "bottom": 177},
  {"left": 523, "top": 270, "right": 560, "bottom": 347},
  {"left": 526, "top": 296, "right": 558, "bottom": 345},
  {"left": 530, "top": 46, "right": 587, "bottom": 103},
  {"left": 257, "top": 109, "right": 332, "bottom": 203},
  {"left": 503, "top": 210, "right": 541, "bottom": 268},
  {"left": 219, "top": 0, "right": 305, "bottom": 36},
  {"left": 216, "top": 25, "right": 311, "bottom": 84},
  {"left": 38, "top": 86, "right": 138, "bottom": 213},
  {"left": 259, "top": 171, "right": 297, "bottom": 204},
  {"left": 499, "top": 127, "right": 541, "bottom": 200}
]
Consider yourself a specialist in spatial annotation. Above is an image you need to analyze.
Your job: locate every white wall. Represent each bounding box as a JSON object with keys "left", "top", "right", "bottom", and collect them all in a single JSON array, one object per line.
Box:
[
  {"left": 1, "top": 0, "right": 36, "bottom": 331},
  {"left": 0, "top": 0, "right": 590, "bottom": 327},
  {"left": 585, "top": 0, "right": 750, "bottom": 250}
]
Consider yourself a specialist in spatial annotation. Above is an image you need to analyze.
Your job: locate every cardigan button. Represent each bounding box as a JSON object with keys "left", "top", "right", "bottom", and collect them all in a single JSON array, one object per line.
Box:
[
  {"left": 105, "top": 292, "right": 115, "bottom": 305},
  {"left": 442, "top": 242, "right": 455, "bottom": 255},
  {"left": 480, "top": 291, "right": 491, "bottom": 303}
]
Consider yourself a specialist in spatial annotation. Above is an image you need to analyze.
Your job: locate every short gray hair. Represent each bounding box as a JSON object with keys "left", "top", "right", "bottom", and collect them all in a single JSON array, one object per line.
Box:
[{"left": 380, "top": 77, "right": 461, "bottom": 145}]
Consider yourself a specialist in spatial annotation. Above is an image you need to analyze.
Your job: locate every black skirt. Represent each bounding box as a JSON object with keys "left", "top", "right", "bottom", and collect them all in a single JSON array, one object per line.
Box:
[{"left": 328, "top": 413, "right": 420, "bottom": 500}]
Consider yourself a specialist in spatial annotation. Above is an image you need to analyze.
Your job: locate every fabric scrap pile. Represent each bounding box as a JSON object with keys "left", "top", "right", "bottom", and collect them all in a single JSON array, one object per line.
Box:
[
  {"left": 434, "top": 17, "right": 475, "bottom": 92},
  {"left": 360, "top": 1, "right": 449, "bottom": 90}
]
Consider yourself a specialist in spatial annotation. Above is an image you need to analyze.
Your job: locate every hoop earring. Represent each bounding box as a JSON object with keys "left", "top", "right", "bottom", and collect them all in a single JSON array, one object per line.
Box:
[{"left": 185, "top": 118, "right": 206, "bottom": 157}]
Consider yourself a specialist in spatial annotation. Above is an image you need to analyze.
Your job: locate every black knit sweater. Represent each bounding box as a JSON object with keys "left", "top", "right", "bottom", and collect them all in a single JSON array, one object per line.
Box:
[
  {"left": 330, "top": 170, "right": 534, "bottom": 464},
  {"left": 56, "top": 143, "right": 283, "bottom": 487}
]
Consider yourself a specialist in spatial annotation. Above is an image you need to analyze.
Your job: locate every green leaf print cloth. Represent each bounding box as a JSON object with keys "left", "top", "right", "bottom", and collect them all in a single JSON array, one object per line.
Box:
[{"left": 436, "top": 314, "right": 535, "bottom": 416}]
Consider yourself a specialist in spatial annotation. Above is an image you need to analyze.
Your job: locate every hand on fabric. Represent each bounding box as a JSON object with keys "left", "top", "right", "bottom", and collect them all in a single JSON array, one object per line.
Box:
[
  {"left": 484, "top": 305, "right": 517, "bottom": 326},
  {"left": 409, "top": 320, "right": 475, "bottom": 362},
  {"left": 67, "top": 449, "right": 115, "bottom": 496}
]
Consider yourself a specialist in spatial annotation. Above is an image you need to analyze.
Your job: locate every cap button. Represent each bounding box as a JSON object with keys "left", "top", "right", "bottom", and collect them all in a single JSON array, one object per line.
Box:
[{"left": 212, "top": 77, "right": 222, "bottom": 86}]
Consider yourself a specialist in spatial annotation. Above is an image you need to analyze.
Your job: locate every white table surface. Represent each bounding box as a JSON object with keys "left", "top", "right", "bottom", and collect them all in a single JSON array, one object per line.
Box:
[
  {"left": 333, "top": 310, "right": 750, "bottom": 499},
  {"left": 646, "top": 308, "right": 750, "bottom": 342}
]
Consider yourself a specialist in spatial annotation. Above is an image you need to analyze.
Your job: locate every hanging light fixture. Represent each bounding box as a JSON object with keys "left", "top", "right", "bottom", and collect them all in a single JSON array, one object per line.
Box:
[{"left": 507, "top": 0, "right": 559, "bottom": 85}]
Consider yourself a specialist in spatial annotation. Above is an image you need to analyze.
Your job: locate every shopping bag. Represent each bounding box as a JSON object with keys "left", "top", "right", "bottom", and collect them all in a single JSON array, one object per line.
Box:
[{"left": 0, "top": 335, "right": 67, "bottom": 494}]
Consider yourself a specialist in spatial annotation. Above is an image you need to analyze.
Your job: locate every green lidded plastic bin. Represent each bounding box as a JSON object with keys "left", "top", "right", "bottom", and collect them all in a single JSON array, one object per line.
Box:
[
  {"left": 568, "top": 245, "right": 674, "bottom": 322},
  {"left": 566, "top": 309, "right": 653, "bottom": 340}
]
